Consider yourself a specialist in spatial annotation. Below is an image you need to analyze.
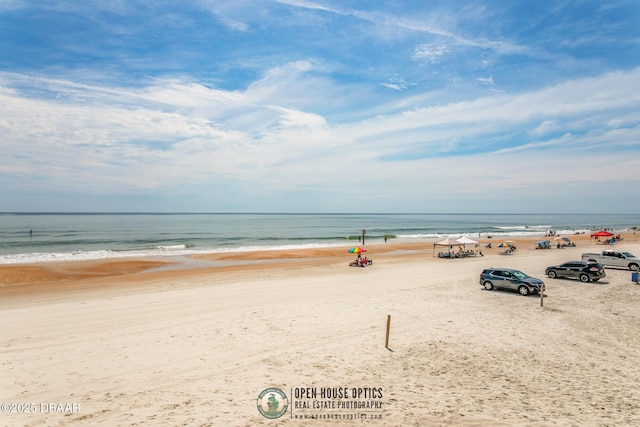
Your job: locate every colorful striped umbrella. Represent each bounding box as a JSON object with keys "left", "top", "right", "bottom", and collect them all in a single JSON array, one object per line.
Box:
[{"left": 348, "top": 247, "right": 367, "bottom": 253}]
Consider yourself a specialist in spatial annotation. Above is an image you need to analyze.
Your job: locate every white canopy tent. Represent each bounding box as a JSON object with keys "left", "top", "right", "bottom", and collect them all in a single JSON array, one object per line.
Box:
[
  {"left": 433, "top": 237, "right": 463, "bottom": 257},
  {"left": 456, "top": 236, "right": 479, "bottom": 245}
]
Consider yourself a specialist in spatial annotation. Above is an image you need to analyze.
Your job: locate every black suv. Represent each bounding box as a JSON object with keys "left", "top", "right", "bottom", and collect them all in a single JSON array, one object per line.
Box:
[
  {"left": 479, "top": 268, "right": 545, "bottom": 296},
  {"left": 545, "top": 261, "right": 606, "bottom": 282}
]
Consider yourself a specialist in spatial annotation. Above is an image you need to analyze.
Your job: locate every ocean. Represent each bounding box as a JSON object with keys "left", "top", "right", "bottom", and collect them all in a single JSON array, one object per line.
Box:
[{"left": 1, "top": 213, "right": 639, "bottom": 264}]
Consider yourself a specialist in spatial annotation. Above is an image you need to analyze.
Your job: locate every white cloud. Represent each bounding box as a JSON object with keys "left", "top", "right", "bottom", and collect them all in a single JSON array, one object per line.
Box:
[
  {"left": 477, "top": 76, "right": 494, "bottom": 86},
  {"left": 532, "top": 120, "right": 556, "bottom": 135},
  {"left": 271, "top": 0, "right": 339, "bottom": 14},
  {"left": 412, "top": 44, "right": 449, "bottom": 62},
  {"left": 1, "top": 64, "right": 639, "bottom": 211},
  {"left": 380, "top": 74, "right": 410, "bottom": 91}
]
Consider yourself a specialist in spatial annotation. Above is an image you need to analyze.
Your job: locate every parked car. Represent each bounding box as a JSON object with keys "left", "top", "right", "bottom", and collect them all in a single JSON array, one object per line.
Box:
[
  {"left": 479, "top": 268, "right": 544, "bottom": 296},
  {"left": 545, "top": 261, "right": 606, "bottom": 282},
  {"left": 581, "top": 250, "right": 640, "bottom": 271}
]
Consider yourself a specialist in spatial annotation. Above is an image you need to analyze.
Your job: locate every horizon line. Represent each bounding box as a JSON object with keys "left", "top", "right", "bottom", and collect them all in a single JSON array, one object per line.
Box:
[{"left": 1, "top": 212, "right": 638, "bottom": 216}]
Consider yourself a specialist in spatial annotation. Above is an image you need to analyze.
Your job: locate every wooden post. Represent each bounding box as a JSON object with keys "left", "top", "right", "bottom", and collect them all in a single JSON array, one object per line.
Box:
[
  {"left": 540, "top": 284, "right": 545, "bottom": 307},
  {"left": 385, "top": 315, "right": 391, "bottom": 348}
]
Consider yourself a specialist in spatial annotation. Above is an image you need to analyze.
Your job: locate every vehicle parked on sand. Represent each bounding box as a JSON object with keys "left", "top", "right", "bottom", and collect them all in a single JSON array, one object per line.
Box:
[
  {"left": 581, "top": 250, "right": 640, "bottom": 271},
  {"left": 479, "top": 268, "right": 544, "bottom": 296},
  {"left": 545, "top": 261, "right": 606, "bottom": 282}
]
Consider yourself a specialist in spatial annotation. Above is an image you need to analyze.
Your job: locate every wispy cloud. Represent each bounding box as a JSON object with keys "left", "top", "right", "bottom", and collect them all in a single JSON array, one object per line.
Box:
[
  {"left": 412, "top": 44, "right": 449, "bottom": 63},
  {"left": 1, "top": 1, "right": 639, "bottom": 212},
  {"left": 2, "top": 66, "right": 638, "bottom": 195}
]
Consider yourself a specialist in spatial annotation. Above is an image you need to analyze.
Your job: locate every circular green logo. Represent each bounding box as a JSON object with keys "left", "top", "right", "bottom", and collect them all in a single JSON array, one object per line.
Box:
[{"left": 257, "top": 388, "right": 288, "bottom": 419}]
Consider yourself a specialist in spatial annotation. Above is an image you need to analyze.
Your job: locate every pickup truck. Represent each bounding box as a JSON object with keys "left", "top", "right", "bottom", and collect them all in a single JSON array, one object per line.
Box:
[{"left": 581, "top": 250, "right": 640, "bottom": 271}]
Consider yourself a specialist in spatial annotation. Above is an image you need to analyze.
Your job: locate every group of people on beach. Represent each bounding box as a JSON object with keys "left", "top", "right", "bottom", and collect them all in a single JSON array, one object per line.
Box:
[
  {"left": 598, "top": 235, "right": 623, "bottom": 245},
  {"left": 437, "top": 249, "right": 483, "bottom": 259},
  {"left": 349, "top": 257, "right": 373, "bottom": 267}
]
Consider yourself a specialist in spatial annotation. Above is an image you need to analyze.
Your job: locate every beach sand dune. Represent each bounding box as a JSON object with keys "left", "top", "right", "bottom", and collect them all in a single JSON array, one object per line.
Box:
[{"left": 1, "top": 235, "right": 639, "bottom": 426}]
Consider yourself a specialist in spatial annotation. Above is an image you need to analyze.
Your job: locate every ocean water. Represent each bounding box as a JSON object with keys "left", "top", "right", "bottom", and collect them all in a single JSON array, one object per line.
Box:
[{"left": 1, "top": 213, "right": 639, "bottom": 264}]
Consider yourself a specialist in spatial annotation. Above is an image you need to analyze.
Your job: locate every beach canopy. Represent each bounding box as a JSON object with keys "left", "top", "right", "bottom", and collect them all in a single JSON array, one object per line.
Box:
[
  {"left": 497, "top": 242, "right": 513, "bottom": 248},
  {"left": 348, "top": 247, "right": 366, "bottom": 253},
  {"left": 435, "top": 237, "right": 463, "bottom": 246},
  {"left": 456, "top": 236, "right": 478, "bottom": 245},
  {"left": 590, "top": 230, "right": 614, "bottom": 237},
  {"left": 433, "top": 237, "right": 463, "bottom": 257}
]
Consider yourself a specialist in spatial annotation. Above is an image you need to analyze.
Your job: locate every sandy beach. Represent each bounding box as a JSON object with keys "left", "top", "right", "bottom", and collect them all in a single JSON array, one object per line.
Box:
[{"left": 2, "top": 233, "right": 640, "bottom": 426}]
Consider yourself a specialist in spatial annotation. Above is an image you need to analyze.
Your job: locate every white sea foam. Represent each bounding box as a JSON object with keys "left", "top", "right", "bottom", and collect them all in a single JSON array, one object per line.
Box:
[
  {"left": 396, "top": 233, "right": 445, "bottom": 239},
  {"left": 395, "top": 229, "right": 556, "bottom": 240},
  {"left": 0, "top": 242, "right": 351, "bottom": 265},
  {"left": 156, "top": 244, "right": 187, "bottom": 250},
  {"left": 493, "top": 225, "right": 552, "bottom": 230}
]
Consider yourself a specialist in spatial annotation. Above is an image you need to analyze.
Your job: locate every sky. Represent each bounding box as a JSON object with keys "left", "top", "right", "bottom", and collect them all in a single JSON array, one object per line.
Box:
[{"left": 1, "top": 0, "right": 639, "bottom": 213}]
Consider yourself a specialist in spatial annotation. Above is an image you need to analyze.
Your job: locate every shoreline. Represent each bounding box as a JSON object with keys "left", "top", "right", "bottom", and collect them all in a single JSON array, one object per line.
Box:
[
  {"left": 2, "top": 231, "right": 640, "bottom": 425},
  {"left": 1, "top": 231, "right": 637, "bottom": 298},
  {"left": 1, "top": 220, "right": 634, "bottom": 266}
]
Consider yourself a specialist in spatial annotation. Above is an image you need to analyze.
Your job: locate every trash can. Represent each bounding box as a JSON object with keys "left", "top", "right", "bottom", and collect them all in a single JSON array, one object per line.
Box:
[{"left": 632, "top": 272, "right": 638, "bottom": 283}]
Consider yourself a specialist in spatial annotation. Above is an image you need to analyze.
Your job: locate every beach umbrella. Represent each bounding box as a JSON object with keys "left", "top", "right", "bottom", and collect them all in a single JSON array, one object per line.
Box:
[
  {"left": 498, "top": 242, "right": 515, "bottom": 254},
  {"left": 348, "top": 247, "right": 366, "bottom": 253}
]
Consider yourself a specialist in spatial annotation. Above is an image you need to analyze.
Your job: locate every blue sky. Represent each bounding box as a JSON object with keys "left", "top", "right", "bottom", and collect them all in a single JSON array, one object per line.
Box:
[{"left": 1, "top": 0, "right": 639, "bottom": 213}]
